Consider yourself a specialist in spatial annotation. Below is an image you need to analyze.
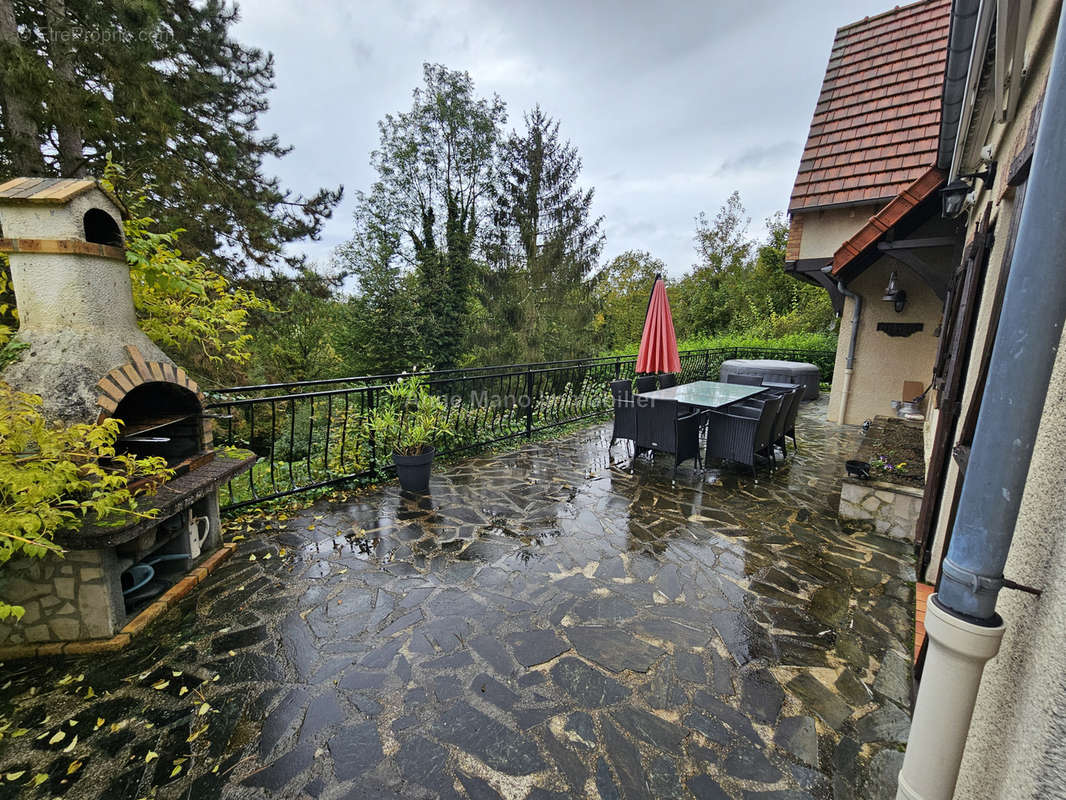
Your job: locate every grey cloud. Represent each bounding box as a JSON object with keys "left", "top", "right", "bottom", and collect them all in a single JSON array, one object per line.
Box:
[{"left": 233, "top": 0, "right": 893, "bottom": 277}]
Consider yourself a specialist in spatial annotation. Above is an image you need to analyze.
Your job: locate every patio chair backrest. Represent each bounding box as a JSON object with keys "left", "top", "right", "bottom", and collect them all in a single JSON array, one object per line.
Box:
[
  {"left": 611, "top": 393, "right": 637, "bottom": 443},
  {"left": 770, "top": 387, "right": 800, "bottom": 444},
  {"left": 782, "top": 385, "right": 802, "bottom": 434},
  {"left": 610, "top": 380, "right": 633, "bottom": 402},
  {"left": 727, "top": 373, "right": 764, "bottom": 386},
  {"left": 658, "top": 373, "right": 677, "bottom": 389},
  {"left": 754, "top": 394, "right": 783, "bottom": 452},
  {"left": 636, "top": 397, "right": 678, "bottom": 452},
  {"left": 634, "top": 375, "right": 658, "bottom": 394}
]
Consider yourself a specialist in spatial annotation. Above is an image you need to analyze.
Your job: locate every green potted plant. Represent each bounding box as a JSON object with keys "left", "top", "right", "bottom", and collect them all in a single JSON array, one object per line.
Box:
[{"left": 370, "top": 374, "right": 452, "bottom": 492}]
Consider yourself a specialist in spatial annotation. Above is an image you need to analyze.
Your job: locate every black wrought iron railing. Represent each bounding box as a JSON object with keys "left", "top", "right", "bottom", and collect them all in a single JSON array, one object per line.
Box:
[{"left": 206, "top": 347, "right": 836, "bottom": 510}]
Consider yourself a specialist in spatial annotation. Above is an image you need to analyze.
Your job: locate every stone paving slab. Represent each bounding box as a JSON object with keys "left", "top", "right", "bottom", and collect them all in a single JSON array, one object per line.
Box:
[{"left": 0, "top": 399, "right": 915, "bottom": 799}]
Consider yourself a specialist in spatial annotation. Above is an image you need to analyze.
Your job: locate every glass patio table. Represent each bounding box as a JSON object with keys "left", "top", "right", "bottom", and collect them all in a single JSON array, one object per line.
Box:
[{"left": 637, "top": 380, "right": 765, "bottom": 408}]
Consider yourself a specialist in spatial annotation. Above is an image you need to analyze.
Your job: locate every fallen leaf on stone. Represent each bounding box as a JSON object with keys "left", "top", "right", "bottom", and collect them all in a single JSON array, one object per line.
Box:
[
  {"left": 5, "top": 771, "right": 24, "bottom": 781},
  {"left": 66, "top": 760, "right": 82, "bottom": 775},
  {"left": 47, "top": 731, "right": 65, "bottom": 745},
  {"left": 186, "top": 725, "right": 208, "bottom": 743},
  {"left": 62, "top": 735, "right": 77, "bottom": 753},
  {"left": 145, "top": 751, "right": 158, "bottom": 763}
]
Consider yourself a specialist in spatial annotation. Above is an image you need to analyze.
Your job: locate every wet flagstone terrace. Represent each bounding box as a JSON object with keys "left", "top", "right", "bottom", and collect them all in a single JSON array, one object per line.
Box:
[{"left": 0, "top": 399, "right": 915, "bottom": 800}]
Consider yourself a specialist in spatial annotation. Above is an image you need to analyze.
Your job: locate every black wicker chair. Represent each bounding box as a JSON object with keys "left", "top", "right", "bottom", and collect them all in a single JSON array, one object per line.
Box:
[
  {"left": 781, "top": 386, "right": 802, "bottom": 452},
  {"left": 726, "top": 373, "right": 764, "bottom": 387},
  {"left": 771, "top": 386, "right": 803, "bottom": 457},
  {"left": 634, "top": 397, "right": 702, "bottom": 477},
  {"left": 609, "top": 380, "right": 636, "bottom": 450},
  {"left": 743, "top": 385, "right": 800, "bottom": 465},
  {"left": 657, "top": 373, "right": 677, "bottom": 389},
  {"left": 705, "top": 393, "right": 783, "bottom": 481},
  {"left": 634, "top": 375, "right": 658, "bottom": 394}
]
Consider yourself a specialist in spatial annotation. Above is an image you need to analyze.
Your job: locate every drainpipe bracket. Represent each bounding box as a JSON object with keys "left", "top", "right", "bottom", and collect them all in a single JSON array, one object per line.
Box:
[{"left": 938, "top": 557, "right": 1004, "bottom": 620}]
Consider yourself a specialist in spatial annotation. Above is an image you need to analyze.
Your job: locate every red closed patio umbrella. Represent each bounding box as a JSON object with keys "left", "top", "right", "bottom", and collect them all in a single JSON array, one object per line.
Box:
[{"left": 635, "top": 274, "right": 681, "bottom": 375}]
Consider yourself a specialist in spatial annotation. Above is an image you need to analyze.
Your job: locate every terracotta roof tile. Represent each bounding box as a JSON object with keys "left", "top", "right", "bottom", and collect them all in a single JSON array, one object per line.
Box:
[{"left": 788, "top": 0, "right": 951, "bottom": 212}]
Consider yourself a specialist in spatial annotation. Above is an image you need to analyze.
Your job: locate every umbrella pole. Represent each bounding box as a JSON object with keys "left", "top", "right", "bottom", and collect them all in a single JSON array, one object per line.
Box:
[{"left": 639, "top": 274, "right": 661, "bottom": 375}]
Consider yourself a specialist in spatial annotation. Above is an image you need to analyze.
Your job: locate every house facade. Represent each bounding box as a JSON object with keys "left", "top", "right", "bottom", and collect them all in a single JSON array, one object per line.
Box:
[
  {"left": 920, "top": 1, "right": 1066, "bottom": 797},
  {"left": 789, "top": 1, "right": 1066, "bottom": 797},
  {"left": 784, "top": 0, "right": 957, "bottom": 428}
]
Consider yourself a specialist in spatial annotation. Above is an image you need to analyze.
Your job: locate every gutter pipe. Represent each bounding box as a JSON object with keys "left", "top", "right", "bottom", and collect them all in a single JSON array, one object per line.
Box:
[
  {"left": 937, "top": 0, "right": 982, "bottom": 170},
  {"left": 898, "top": 3, "right": 1066, "bottom": 798},
  {"left": 825, "top": 266, "right": 861, "bottom": 424}
]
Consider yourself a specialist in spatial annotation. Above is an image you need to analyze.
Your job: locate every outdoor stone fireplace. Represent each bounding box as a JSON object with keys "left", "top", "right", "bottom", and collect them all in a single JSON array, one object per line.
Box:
[{"left": 0, "top": 177, "right": 252, "bottom": 648}]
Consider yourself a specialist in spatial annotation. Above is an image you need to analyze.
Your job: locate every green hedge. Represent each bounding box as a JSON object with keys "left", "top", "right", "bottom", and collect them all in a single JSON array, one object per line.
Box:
[{"left": 602, "top": 331, "right": 838, "bottom": 358}]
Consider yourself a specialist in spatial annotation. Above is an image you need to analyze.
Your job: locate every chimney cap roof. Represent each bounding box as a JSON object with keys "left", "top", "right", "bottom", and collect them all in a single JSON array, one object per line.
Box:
[{"left": 0, "top": 177, "right": 127, "bottom": 218}]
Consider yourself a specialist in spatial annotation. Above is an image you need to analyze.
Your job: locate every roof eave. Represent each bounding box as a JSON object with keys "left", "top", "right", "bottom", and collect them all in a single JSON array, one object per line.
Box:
[{"left": 830, "top": 166, "right": 947, "bottom": 275}]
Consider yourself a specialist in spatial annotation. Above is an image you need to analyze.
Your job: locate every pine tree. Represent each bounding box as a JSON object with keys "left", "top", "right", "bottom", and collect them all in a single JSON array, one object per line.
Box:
[
  {"left": 0, "top": 0, "right": 340, "bottom": 274},
  {"left": 487, "top": 106, "right": 604, "bottom": 361}
]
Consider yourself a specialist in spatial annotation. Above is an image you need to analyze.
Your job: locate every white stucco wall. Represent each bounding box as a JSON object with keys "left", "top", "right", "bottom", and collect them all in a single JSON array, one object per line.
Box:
[
  {"left": 952, "top": 325, "right": 1066, "bottom": 800},
  {"left": 795, "top": 205, "right": 881, "bottom": 260},
  {"left": 826, "top": 256, "right": 945, "bottom": 425}
]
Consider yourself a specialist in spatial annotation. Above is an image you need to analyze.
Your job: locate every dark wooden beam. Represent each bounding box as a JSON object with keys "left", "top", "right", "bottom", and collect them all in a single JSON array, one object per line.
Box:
[
  {"left": 884, "top": 249, "right": 949, "bottom": 300},
  {"left": 877, "top": 236, "right": 959, "bottom": 250}
]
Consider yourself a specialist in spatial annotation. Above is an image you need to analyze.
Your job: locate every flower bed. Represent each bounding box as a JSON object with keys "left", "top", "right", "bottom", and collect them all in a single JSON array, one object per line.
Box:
[{"left": 839, "top": 416, "right": 925, "bottom": 540}]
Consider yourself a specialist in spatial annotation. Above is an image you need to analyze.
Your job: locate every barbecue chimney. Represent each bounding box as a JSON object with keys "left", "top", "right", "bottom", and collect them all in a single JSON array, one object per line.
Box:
[{"left": 0, "top": 177, "right": 181, "bottom": 423}]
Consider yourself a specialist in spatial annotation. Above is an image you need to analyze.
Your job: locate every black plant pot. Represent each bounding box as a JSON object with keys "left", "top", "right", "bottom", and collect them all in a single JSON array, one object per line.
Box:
[
  {"left": 845, "top": 459, "right": 871, "bottom": 480},
  {"left": 393, "top": 446, "right": 435, "bottom": 493}
]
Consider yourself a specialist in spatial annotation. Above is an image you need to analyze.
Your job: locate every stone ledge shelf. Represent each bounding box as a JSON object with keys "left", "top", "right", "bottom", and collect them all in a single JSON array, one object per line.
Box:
[{"left": 57, "top": 453, "right": 255, "bottom": 548}]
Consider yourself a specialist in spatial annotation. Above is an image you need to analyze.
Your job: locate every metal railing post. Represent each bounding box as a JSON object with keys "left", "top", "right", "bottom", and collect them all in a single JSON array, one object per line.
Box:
[
  {"left": 525, "top": 370, "right": 534, "bottom": 439},
  {"left": 368, "top": 385, "right": 376, "bottom": 474}
]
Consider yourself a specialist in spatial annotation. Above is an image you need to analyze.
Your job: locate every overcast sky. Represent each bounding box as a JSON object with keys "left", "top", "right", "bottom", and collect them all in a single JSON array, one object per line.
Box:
[{"left": 233, "top": 0, "right": 893, "bottom": 281}]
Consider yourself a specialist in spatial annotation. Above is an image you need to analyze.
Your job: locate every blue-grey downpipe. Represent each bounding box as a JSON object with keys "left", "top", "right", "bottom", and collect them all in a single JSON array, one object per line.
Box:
[
  {"left": 899, "top": 4, "right": 1066, "bottom": 798},
  {"left": 832, "top": 273, "right": 861, "bottom": 423}
]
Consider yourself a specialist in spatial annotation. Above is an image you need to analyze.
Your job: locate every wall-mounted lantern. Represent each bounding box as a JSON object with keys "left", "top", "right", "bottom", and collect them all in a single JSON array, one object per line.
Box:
[
  {"left": 882, "top": 271, "right": 907, "bottom": 313},
  {"left": 941, "top": 160, "right": 997, "bottom": 218}
]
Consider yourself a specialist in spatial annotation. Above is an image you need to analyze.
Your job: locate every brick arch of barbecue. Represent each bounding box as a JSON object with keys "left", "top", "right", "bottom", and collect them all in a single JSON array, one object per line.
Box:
[{"left": 93, "top": 346, "right": 208, "bottom": 450}]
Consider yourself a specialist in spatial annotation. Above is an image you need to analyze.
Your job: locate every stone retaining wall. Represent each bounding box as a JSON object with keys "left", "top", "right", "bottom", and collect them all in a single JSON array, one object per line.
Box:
[
  {"left": 0, "top": 549, "right": 123, "bottom": 644},
  {"left": 839, "top": 477, "right": 924, "bottom": 541}
]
